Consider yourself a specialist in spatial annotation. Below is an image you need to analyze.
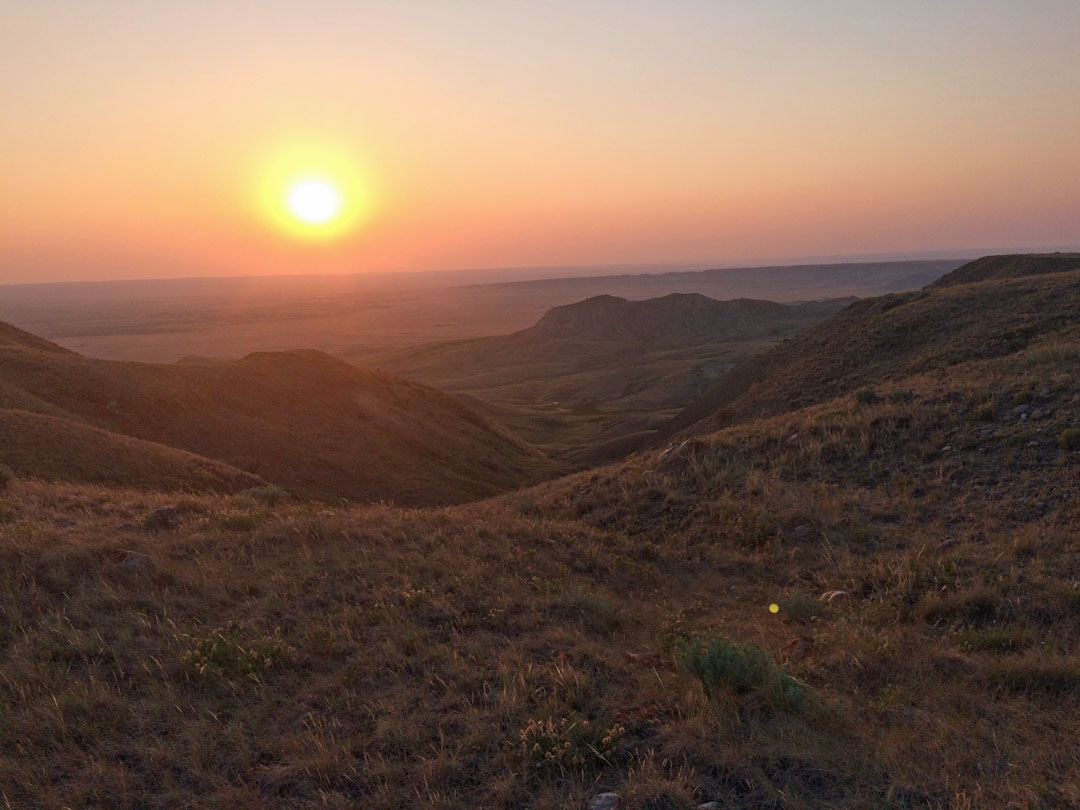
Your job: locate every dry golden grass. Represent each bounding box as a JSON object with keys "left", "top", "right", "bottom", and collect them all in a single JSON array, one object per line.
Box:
[{"left": 1, "top": 261, "right": 1078, "bottom": 807}]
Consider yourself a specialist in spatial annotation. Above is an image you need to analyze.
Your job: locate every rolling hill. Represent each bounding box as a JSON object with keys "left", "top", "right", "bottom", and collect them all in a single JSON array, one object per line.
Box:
[
  {"left": 666, "top": 257, "right": 1080, "bottom": 437},
  {"left": 927, "top": 252, "right": 1080, "bottom": 288},
  {"left": 0, "top": 322, "right": 554, "bottom": 505}
]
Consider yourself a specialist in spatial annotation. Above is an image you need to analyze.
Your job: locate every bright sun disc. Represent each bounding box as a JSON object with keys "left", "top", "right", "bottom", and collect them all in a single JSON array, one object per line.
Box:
[{"left": 287, "top": 179, "right": 341, "bottom": 225}]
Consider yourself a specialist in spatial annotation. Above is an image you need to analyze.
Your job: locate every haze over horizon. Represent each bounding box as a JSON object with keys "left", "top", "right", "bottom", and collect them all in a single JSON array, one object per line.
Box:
[{"left": 3, "top": 1, "right": 1079, "bottom": 284}]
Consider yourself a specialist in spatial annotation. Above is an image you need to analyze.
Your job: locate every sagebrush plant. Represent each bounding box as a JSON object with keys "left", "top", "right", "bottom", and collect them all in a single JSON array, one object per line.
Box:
[{"left": 675, "top": 636, "right": 807, "bottom": 713}]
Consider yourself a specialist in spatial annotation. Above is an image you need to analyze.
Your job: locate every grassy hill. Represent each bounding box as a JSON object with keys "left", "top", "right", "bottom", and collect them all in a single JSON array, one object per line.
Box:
[
  {"left": 350, "top": 293, "right": 851, "bottom": 463},
  {"left": 0, "top": 408, "right": 265, "bottom": 493},
  {"left": 927, "top": 252, "right": 1080, "bottom": 288},
  {"left": 666, "top": 263, "right": 1080, "bottom": 437},
  {"left": 0, "top": 323, "right": 555, "bottom": 505},
  {"left": 1, "top": 256, "right": 1078, "bottom": 808}
]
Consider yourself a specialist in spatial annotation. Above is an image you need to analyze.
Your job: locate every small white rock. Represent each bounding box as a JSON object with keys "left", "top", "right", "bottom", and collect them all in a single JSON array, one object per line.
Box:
[{"left": 588, "top": 793, "right": 620, "bottom": 810}]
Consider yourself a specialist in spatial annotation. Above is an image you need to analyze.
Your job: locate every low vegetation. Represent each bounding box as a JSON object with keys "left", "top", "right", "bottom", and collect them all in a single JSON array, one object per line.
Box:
[{"left": 1, "top": 256, "right": 1078, "bottom": 808}]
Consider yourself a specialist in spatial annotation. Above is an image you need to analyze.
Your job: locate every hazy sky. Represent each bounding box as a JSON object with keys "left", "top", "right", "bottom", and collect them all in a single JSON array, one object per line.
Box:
[{"left": 2, "top": 1, "right": 1079, "bottom": 283}]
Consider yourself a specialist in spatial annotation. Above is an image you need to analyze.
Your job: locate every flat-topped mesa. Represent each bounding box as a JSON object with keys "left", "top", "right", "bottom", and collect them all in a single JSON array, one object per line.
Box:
[{"left": 529, "top": 292, "right": 800, "bottom": 344}]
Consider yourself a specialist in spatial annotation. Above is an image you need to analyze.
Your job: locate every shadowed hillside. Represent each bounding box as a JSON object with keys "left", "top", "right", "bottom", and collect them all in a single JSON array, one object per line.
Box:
[
  {"left": 0, "top": 324, "right": 555, "bottom": 505},
  {"left": 0, "top": 409, "right": 265, "bottom": 493}
]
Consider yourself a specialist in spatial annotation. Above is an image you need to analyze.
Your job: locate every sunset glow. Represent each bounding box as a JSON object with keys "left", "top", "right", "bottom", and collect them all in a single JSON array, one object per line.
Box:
[{"left": 1, "top": 2, "right": 1078, "bottom": 282}]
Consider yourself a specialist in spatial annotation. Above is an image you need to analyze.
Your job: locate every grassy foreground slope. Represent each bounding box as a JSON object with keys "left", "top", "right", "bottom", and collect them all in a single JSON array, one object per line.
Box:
[
  {"left": 0, "top": 323, "right": 555, "bottom": 506},
  {"left": 2, "top": 262, "right": 1079, "bottom": 808}
]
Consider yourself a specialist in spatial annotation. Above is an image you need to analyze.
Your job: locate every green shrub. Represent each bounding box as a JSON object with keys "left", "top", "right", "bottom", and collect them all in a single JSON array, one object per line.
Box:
[
  {"left": 0, "top": 464, "right": 12, "bottom": 491},
  {"left": 855, "top": 388, "right": 879, "bottom": 405},
  {"left": 1059, "top": 428, "right": 1080, "bottom": 451},
  {"left": 675, "top": 636, "right": 807, "bottom": 712},
  {"left": 1012, "top": 390, "right": 1034, "bottom": 405},
  {"left": 888, "top": 389, "right": 916, "bottom": 404}
]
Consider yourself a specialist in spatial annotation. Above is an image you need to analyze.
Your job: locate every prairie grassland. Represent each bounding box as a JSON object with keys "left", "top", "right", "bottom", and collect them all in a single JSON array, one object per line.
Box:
[{"left": 2, "top": 316, "right": 1079, "bottom": 809}]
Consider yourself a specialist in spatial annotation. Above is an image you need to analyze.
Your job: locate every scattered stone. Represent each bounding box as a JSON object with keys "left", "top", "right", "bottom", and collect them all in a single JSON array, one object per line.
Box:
[
  {"left": 1039, "top": 387, "right": 1052, "bottom": 398},
  {"left": 819, "top": 589, "right": 848, "bottom": 604},
  {"left": 55, "top": 519, "right": 77, "bottom": 529},
  {"left": 143, "top": 507, "right": 181, "bottom": 531},
  {"left": 1027, "top": 441, "right": 1039, "bottom": 448},
  {"left": 1012, "top": 404, "right": 1029, "bottom": 415},
  {"left": 791, "top": 524, "right": 813, "bottom": 539},
  {"left": 934, "top": 538, "right": 960, "bottom": 554},
  {"left": 588, "top": 793, "right": 620, "bottom": 810},
  {"left": 697, "top": 804, "right": 721, "bottom": 810},
  {"left": 940, "top": 445, "right": 952, "bottom": 453},
  {"left": 116, "top": 550, "right": 153, "bottom": 572},
  {"left": 1020, "top": 413, "right": 1028, "bottom": 421}
]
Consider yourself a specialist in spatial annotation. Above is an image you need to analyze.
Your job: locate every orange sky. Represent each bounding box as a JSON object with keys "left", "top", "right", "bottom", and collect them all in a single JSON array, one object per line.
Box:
[{"left": 2, "top": 1, "right": 1079, "bottom": 284}]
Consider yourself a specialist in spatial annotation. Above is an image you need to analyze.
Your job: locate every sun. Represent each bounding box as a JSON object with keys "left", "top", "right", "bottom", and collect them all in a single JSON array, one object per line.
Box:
[
  {"left": 254, "top": 142, "right": 374, "bottom": 240},
  {"left": 286, "top": 179, "right": 342, "bottom": 225}
]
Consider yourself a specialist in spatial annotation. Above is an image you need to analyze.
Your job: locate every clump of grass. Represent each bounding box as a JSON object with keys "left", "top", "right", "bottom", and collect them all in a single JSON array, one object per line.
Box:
[
  {"left": 181, "top": 625, "right": 294, "bottom": 683},
  {"left": 0, "top": 464, "right": 12, "bottom": 491},
  {"left": 519, "top": 715, "right": 625, "bottom": 774},
  {"left": 983, "top": 654, "right": 1080, "bottom": 695},
  {"left": 214, "top": 511, "right": 261, "bottom": 531},
  {"left": 954, "top": 626, "right": 1032, "bottom": 654},
  {"left": 855, "top": 388, "right": 879, "bottom": 405},
  {"left": 240, "top": 484, "right": 289, "bottom": 505},
  {"left": 1012, "top": 390, "right": 1034, "bottom": 405},
  {"left": 888, "top": 389, "right": 916, "bottom": 403},
  {"left": 780, "top": 591, "right": 822, "bottom": 623},
  {"left": 1059, "top": 428, "right": 1080, "bottom": 451},
  {"left": 919, "top": 586, "right": 1003, "bottom": 627},
  {"left": 546, "top": 591, "right": 623, "bottom": 637},
  {"left": 675, "top": 636, "right": 807, "bottom": 713}
]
